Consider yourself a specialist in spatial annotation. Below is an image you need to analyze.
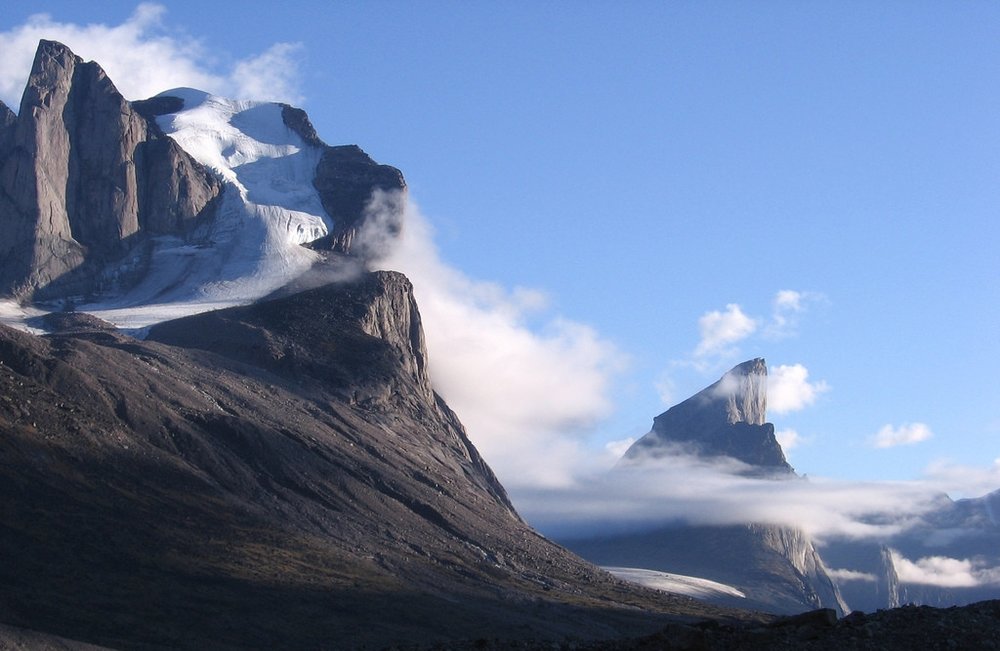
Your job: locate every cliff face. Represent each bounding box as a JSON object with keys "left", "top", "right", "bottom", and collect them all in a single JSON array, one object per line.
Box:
[
  {"left": 0, "top": 40, "right": 221, "bottom": 300},
  {"left": 623, "top": 358, "right": 792, "bottom": 474},
  {"left": 1, "top": 40, "right": 407, "bottom": 308},
  {"left": 0, "top": 270, "right": 746, "bottom": 649},
  {"left": 568, "top": 358, "right": 847, "bottom": 616}
]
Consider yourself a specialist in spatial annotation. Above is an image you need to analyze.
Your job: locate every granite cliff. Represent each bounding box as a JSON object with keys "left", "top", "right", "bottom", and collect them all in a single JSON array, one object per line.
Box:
[
  {"left": 0, "top": 40, "right": 404, "bottom": 308},
  {"left": 567, "top": 359, "right": 847, "bottom": 616},
  {"left": 622, "top": 358, "right": 792, "bottom": 474}
]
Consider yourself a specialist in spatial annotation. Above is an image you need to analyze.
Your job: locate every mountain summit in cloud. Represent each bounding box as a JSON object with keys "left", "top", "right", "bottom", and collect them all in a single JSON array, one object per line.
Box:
[
  {"left": 623, "top": 357, "right": 793, "bottom": 474},
  {"left": 566, "top": 358, "right": 846, "bottom": 616}
]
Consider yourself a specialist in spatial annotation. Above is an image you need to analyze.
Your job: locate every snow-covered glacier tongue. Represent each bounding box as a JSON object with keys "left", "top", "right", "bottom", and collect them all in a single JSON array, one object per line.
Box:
[{"left": 83, "top": 89, "right": 332, "bottom": 330}]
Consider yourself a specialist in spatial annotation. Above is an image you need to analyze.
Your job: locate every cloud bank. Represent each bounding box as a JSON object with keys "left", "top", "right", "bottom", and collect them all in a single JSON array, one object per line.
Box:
[
  {"left": 871, "top": 422, "right": 934, "bottom": 449},
  {"left": 376, "top": 201, "right": 625, "bottom": 489},
  {"left": 517, "top": 450, "right": 1000, "bottom": 548},
  {"left": 769, "top": 363, "right": 829, "bottom": 414},
  {"left": 0, "top": 3, "right": 303, "bottom": 108},
  {"left": 694, "top": 304, "right": 757, "bottom": 359},
  {"left": 890, "top": 550, "right": 1000, "bottom": 588}
]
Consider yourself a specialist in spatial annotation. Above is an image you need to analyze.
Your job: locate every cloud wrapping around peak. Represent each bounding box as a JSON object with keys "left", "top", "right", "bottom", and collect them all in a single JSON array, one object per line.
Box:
[
  {"left": 694, "top": 303, "right": 758, "bottom": 359},
  {"left": 374, "top": 199, "right": 626, "bottom": 489},
  {"left": 768, "top": 363, "right": 830, "bottom": 414},
  {"left": 871, "top": 422, "right": 934, "bottom": 449},
  {"left": 890, "top": 550, "right": 1000, "bottom": 588},
  {"left": 775, "top": 428, "right": 801, "bottom": 452},
  {"left": 0, "top": 3, "right": 304, "bottom": 108}
]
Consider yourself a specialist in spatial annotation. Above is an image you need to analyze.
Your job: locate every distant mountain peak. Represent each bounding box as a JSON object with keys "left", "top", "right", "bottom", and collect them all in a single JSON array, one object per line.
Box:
[
  {"left": 622, "top": 357, "right": 792, "bottom": 473},
  {"left": 712, "top": 357, "right": 767, "bottom": 426}
]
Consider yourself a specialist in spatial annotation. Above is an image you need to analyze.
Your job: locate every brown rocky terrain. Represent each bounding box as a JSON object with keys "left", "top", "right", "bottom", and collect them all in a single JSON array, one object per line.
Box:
[{"left": 0, "top": 271, "right": 752, "bottom": 650}]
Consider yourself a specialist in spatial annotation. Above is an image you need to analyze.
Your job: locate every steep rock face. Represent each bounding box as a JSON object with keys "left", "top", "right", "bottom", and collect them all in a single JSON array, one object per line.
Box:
[
  {"left": 880, "top": 546, "right": 903, "bottom": 609},
  {"left": 567, "top": 359, "right": 847, "bottom": 616},
  {"left": 0, "top": 101, "right": 14, "bottom": 151},
  {"left": 279, "top": 102, "right": 407, "bottom": 259},
  {"left": 623, "top": 358, "right": 792, "bottom": 473},
  {"left": 821, "top": 490, "right": 1000, "bottom": 611},
  {"left": 311, "top": 144, "right": 407, "bottom": 256},
  {"left": 0, "top": 40, "right": 220, "bottom": 300},
  {"left": 0, "top": 271, "right": 746, "bottom": 649}
]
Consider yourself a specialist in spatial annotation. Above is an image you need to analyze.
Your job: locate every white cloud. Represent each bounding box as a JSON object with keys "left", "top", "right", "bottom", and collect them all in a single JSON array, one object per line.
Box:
[
  {"left": 694, "top": 303, "right": 757, "bottom": 358},
  {"left": 889, "top": 550, "right": 1000, "bottom": 588},
  {"left": 766, "top": 289, "right": 824, "bottom": 339},
  {"left": 768, "top": 363, "right": 830, "bottom": 414},
  {"left": 518, "top": 451, "right": 948, "bottom": 540},
  {"left": 775, "top": 428, "right": 801, "bottom": 452},
  {"left": 229, "top": 42, "right": 305, "bottom": 104},
  {"left": 871, "top": 423, "right": 933, "bottom": 449},
  {"left": 375, "top": 200, "right": 625, "bottom": 489},
  {"left": 826, "top": 568, "right": 877, "bottom": 583},
  {"left": 654, "top": 373, "right": 675, "bottom": 406},
  {"left": 605, "top": 437, "right": 636, "bottom": 460},
  {"left": 774, "top": 289, "right": 805, "bottom": 312},
  {"left": 0, "top": 3, "right": 303, "bottom": 108}
]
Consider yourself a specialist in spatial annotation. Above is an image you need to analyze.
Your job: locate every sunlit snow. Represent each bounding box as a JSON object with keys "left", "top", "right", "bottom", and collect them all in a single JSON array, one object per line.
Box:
[
  {"left": 19, "top": 88, "right": 332, "bottom": 333},
  {"left": 604, "top": 566, "right": 746, "bottom": 600}
]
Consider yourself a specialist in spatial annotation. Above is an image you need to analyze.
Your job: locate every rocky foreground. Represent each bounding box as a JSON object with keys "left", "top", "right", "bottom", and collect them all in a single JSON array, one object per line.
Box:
[{"left": 404, "top": 600, "right": 1000, "bottom": 650}]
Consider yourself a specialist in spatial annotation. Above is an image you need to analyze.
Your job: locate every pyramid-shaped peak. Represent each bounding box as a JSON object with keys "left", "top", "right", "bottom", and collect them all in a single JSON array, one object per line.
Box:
[
  {"left": 731, "top": 357, "right": 767, "bottom": 377},
  {"left": 713, "top": 358, "right": 767, "bottom": 426}
]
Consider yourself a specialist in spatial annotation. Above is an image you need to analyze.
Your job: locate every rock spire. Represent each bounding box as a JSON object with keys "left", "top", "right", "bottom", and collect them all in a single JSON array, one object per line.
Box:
[{"left": 622, "top": 357, "right": 793, "bottom": 473}]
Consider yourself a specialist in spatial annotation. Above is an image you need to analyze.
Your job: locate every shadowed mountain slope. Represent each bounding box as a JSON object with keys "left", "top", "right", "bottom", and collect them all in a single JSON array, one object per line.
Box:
[{"left": 0, "top": 271, "right": 751, "bottom": 650}]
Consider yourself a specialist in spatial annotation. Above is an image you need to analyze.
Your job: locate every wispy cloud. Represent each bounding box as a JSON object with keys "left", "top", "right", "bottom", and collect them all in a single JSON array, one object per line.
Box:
[
  {"left": 768, "top": 363, "right": 829, "bottom": 414},
  {"left": 0, "top": 3, "right": 304, "bottom": 108},
  {"left": 518, "top": 451, "right": 948, "bottom": 540},
  {"left": 765, "top": 289, "right": 825, "bottom": 339},
  {"left": 871, "top": 422, "right": 933, "bottom": 449},
  {"left": 890, "top": 550, "right": 1000, "bottom": 588},
  {"left": 517, "top": 450, "right": 1000, "bottom": 547},
  {"left": 775, "top": 428, "right": 802, "bottom": 452},
  {"left": 826, "top": 568, "right": 877, "bottom": 583},
  {"left": 375, "top": 199, "right": 626, "bottom": 489},
  {"left": 694, "top": 303, "right": 758, "bottom": 359},
  {"left": 658, "top": 292, "right": 829, "bottom": 420}
]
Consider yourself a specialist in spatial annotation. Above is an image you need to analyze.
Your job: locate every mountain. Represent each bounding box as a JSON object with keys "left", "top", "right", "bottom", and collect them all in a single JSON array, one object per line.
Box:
[
  {"left": 0, "top": 41, "right": 756, "bottom": 649},
  {"left": 0, "top": 270, "right": 752, "bottom": 649},
  {"left": 621, "top": 358, "right": 792, "bottom": 474},
  {"left": 564, "top": 359, "right": 848, "bottom": 616},
  {"left": 820, "top": 488, "right": 1000, "bottom": 612},
  {"left": 0, "top": 40, "right": 403, "bottom": 324}
]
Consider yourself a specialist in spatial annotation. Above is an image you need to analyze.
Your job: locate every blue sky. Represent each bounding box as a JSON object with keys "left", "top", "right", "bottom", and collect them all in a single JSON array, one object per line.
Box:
[{"left": 2, "top": 2, "right": 999, "bottom": 498}]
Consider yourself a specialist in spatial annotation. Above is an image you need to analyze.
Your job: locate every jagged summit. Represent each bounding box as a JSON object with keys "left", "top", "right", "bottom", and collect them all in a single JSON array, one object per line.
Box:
[
  {"left": 0, "top": 40, "right": 404, "bottom": 331},
  {"left": 623, "top": 357, "right": 793, "bottom": 474}
]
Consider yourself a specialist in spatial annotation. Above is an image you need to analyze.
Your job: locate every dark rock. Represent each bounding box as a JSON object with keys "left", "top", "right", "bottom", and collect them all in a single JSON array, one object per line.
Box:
[
  {"left": 0, "top": 270, "right": 750, "bottom": 649},
  {"left": 281, "top": 103, "right": 325, "bottom": 147},
  {"left": 622, "top": 358, "right": 792, "bottom": 473},
  {"left": 0, "top": 100, "right": 14, "bottom": 153},
  {"left": 35, "top": 311, "right": 117, "bottom": 333},
  {"left": 311, "top": 144, "right": 407, "bottom": 257},
  {"left": 768, "top": 608, "right": 838, "bottom": 629},
  {"left": 131, "top": 94, "right": 185, "bottom": 120}
]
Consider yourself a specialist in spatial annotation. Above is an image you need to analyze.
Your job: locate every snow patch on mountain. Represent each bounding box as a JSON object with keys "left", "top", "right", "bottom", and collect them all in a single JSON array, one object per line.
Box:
[
  {"left": 605, "top": 566, "right": 746, "bottom": 600},
  {"left": 75, "top": 88, "right": 331, "bottom": 331}
]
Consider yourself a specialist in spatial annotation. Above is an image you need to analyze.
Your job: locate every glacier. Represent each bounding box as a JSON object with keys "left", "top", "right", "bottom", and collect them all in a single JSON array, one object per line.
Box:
[{"left": 38, "top": 88, "right": 332, "bottom": 333}]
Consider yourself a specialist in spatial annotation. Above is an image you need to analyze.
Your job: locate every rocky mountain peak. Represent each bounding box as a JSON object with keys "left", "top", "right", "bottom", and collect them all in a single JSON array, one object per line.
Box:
[
  {"left": 717, "top": 357, "right": 767, "bottom": 425},
  {"left": 2, "top": 40, "right": 406, "bottom": 314},
  {"left": 622, "top": 358, "right": 792, "bottom": 473},
  {"left": 0, "top": 39, "right": 221, "bottom": 301}
]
